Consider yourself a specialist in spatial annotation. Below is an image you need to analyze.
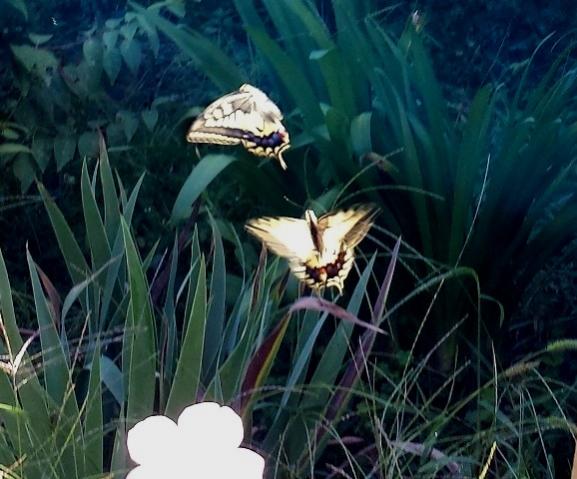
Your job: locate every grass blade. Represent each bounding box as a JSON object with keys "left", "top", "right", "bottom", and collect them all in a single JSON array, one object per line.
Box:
[{"left": 121, "top": 218, "right": 156, "bottom": 422}]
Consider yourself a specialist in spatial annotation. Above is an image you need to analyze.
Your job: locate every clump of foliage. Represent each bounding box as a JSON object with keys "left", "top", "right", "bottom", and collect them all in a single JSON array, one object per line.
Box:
[
  {"left": 1, "top": 0, "right": 577, "bottom": 477},
  {"left": 0, "top": 140, "right": 575, "bottom": 477},
  {"left": 137, "top": 0, "right": 577, "bottom": 369}
]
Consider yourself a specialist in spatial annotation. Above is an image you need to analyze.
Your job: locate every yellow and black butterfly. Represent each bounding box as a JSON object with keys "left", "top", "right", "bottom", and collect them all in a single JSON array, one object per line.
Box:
[
  {"left": 186, "top": 84, "right": 290, "bottom": 169},
  {"left": 245, "top": 205, "right": 378, "bottom": 293}
]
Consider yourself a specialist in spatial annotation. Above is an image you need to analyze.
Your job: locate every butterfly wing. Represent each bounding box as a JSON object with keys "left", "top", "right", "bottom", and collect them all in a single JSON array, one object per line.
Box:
[
  {"left": 186, "top": 85, "right": 261, "bottom": 145},
  {"left": 318, "top": 205, "right": 378, "bottom": 252},
  {"left": 245, "top": 216, "right": 315, "bottom": 261},
  {"left": 246, "top": 206, "right": 377, "bottom": 294},
  {"left": 187, "top": 84, "right": 290, "bottom": 169}
]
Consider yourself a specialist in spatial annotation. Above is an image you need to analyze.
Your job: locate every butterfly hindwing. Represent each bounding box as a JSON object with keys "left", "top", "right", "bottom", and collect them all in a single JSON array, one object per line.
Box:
[{"left": 187, "top": 84, "right": 290, "bottom": 169}]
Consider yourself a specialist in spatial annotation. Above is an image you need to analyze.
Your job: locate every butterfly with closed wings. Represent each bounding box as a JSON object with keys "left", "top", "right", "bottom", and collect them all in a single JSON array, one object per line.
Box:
[
  {"left": 186, "top": 84, "right": 290, "bottom": 169},
  {"left": 245, "top": 205, "right": 378, "bottom": 294}
]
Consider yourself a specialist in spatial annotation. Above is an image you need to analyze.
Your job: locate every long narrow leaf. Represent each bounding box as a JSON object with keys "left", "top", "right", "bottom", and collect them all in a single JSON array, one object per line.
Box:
[{"left": 121, "top": 219, "right": 156, "bottom": 422}]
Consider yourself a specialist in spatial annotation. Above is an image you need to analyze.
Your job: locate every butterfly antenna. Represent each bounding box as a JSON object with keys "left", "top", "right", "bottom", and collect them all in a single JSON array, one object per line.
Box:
[{"left": 277, "top": 152, "right": 288, "bottom": 170}]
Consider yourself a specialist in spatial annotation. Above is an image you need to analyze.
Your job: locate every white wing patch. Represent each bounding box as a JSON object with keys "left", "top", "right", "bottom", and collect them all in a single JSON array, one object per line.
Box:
[{"left": 245, "top": 216, "right": 316, "bottom": 261}]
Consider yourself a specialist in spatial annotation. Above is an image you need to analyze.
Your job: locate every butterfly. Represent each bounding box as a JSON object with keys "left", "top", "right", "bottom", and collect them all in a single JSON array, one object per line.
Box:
[
  {"left": 186, "top": 84, "right": 290, "bottom": 169},
  {"left": 245, "top": 205, "right": 378, "bottom": 293}
]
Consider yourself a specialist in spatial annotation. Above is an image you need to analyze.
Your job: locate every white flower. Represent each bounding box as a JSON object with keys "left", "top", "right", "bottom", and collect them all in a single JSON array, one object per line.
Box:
[{"left": 127, "top": 402, "right": 265, "bottom": 479}]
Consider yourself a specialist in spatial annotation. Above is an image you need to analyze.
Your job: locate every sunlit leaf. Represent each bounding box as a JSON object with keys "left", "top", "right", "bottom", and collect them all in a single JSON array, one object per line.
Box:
[{"left": 171, "top": 154, "right": 237, "bottom": 223}]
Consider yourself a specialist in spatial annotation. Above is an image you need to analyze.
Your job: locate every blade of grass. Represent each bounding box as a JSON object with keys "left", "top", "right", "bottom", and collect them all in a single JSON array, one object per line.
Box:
[
  {"left": 166, "top": 257, "right": 207, "bottom": 418},
  {"left": 121, "top": 218, "right": 156, "bottom": 422},
  {"left": 84, "top": 341, "right": 103, "bottom": 475}
]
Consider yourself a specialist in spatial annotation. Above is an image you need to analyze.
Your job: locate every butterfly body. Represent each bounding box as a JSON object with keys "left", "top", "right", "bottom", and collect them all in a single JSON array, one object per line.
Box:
[
  {"left": 187, "top": 84, "right": 290, "bottom": 169},
  {"left": 246, "top": 205, "right": 377, "bottom": 293}
]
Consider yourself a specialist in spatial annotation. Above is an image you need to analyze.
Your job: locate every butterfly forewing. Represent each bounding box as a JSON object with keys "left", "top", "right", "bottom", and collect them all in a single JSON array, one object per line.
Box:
[
  {"left": 245, "top": 216, "right": 316, "bottom": 261},
  {"left": 319, "top": 205, "right": 379, "bottom": 251}
]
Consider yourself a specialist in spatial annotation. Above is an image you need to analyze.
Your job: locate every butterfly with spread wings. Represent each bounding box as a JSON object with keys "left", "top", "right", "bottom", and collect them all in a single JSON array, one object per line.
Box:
[
  {"left": 245, "top": 205, "right": 378, "bottom": 293},
  {"left": 186, "top": 84, "right": 290, "bottom": 169}
]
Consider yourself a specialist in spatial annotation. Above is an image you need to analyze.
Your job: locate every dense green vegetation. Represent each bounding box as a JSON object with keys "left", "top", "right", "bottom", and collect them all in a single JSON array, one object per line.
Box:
[{"left": 1, "top": 0, "right": 577, "bottom": 477}]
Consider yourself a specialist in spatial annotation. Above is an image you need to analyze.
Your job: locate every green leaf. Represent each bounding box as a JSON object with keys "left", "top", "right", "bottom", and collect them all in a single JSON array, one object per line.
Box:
[
  {"left": 350, "top": 112, "right": 372, "bottom": 157},
  {"left": 105, "top": 18, "right": 123, "bottom": 29},
  {"left": 117, "top": 111, "right": 139, "bottom": 142},
  {"left": 0, "top": 143, "right": 33, "bottom": 155},
  {"left": 121, "top": 218, "right": 156, "bottom": 422},
  {"left": 53, "top": 135, "right": 77, "bottom": 171},
  {"left": 83, "top": 37, "right": 103, "bottom": 67},
  {"left": 100, "top": 355, "right": 124, "bottom": 405},
  {"left": 10, "top": 44, "right": 58, "bottom": 73},
  {"left": 120, "top": 37, "right": 142, "bottom": 75},
  {"left": 28, "top": 33, "right": 53, "bottom": 45},
  {"left": 26, "top": 250, "right": 69, "bottom": 405},
  {"left": 165, "top": 257, "right": 206, "bottom": 418},
  {"left": 241, "top": 315, "right": 290, "bottom": 414},
  {"left": 5, "top": 0, "right": 28, "bottom": 19},
  {"left": 12, "top": 154, "right": 36, "bottom": 192},
  {"left": 141, "top": 108, "right": 159, "bottom": 131},
  {"left": 0, "top": 128, "right": 20, "bottom": 140},
  {"left": 32, "top": 134, "right": 52, "bottom": 171},
  {"left": 0, "top": 248, "right": 52, "bottom": 453},
  {"left": 38, "top": 182, "right": 90, "bottom": 288},
  {"left": 103, "top": 30, "right": 119, "bottom": 49},
  {"left": 171, "top": 154, "right": 237, "bottom": 223},
  {"left": 246, "top": 28, "right": 324, "bottom": 130},
  {"left": 78, "top": 131, "right": 100, "bottom": 158},
  {"left": 81, "top": 161, "right": 112, "bottom": 274},
  {"left": 98, "top": 135, "right": 121, "bottom": 240},
  {"left": 103, "top": 46, "right": 122, "bottom": 85},
  {"left": 120, "top": 20, "right": 138, "bottom": 41},
  {"left": 84, "top": 344, "right": 103, "bottom": 475},
  {"left": 136, "top": 14, "right": 160, "bottom": 57},
  {"left": 203, "top": 218, "right": 226, "bottom": 378}
]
